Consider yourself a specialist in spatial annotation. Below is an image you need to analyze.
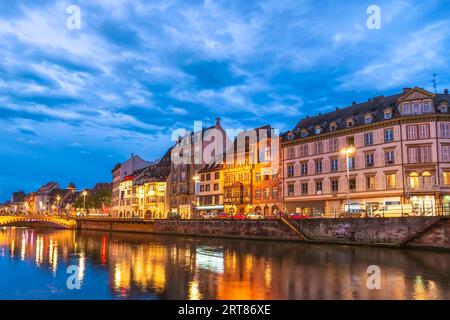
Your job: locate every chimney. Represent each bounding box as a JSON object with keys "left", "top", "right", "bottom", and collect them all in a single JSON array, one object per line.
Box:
[
  {"left": 403, "top": 88, "right": 411, "bottom": 93},
  {"left": 352, "top": 101, "right": 356, "bottom": 105},
  {"left": 215, "top": 117, "right": 220, "bottom": 126},
  {"left": 444, "top": 89, "right": 449, "bottom": 94}
]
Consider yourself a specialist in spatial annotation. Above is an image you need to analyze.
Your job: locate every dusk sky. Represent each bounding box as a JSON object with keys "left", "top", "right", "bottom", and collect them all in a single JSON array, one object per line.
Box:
[{"left": 1, "top": 0, "right": 449, "bottom": 200}]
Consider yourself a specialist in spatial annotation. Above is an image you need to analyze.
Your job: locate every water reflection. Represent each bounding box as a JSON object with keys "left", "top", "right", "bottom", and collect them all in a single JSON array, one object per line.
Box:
[{"left": 0, "top": 227, "right": 449, "bottom": 300}]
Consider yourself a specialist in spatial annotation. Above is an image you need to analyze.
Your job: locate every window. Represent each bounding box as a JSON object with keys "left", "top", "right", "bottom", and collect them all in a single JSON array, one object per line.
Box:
[
  {"left": 330, "top": 124, "right": 337, "bottom": 131},
  {"left": 444, "top": 172, "right": 450, "bottom": 185},
  {"left": 214, "top": 183, "right": 219, "bottom": 191},
  {"left": 287, "top": 147, "right": 296, "bottom": 159},
  {"left": 301, "top": 162, "right": 308, "bottom": 175},
  {"left": 272, "top": 187, "right": 279, "bottom": 198},
  {"left": 287, "top": 164, "right": 294, "bottom": 177},
  {"left": 348, "top": 157, "right": 356, "bottom": 170},
  {"left": 331, "top": 180, "right": 339, "bottom": 192},
  {"left": 255, "top": 189, "right": 261, "bottom": 199},
  {"left": 201, "top": 174, "right": 205, "bottom": 182},
  {"left": 301, "top": 183, "right": 308, "bottom": 195},
  {"left": 330, "top": 158, "right": 338, "bottom": 172},
  {"left": 384, "top": 111, "right": 392, "bottom": 119},
  {"left": 386, "top": 173, "right": 396, "bottom": 189},
  {"left": 206, "top": 173, "right": 211, "bottom": 181},
  {"left": 418, "top": 124, "right": 430, "bottom": 139},
  {"left": 316, "top": 181, "right": 323, "bottom": 193},
  {"left": 420, "top": 146, "right": 432, "bottom": 162},
  {"left": 347, "top": 136, "right": 355, "bottom": 147},
  {"left": 365, "top": 117, "right": 373, "bottom": 124},
  {"left": 423, "top": 100, "right": 432, "bottom": 113},
  {"left": 264, "top": 188, "right": 270, "bottom": 199},
  {"left": 349, "top": 178, "right": 356, "bottom": 191},
  {"left": 315, "top": 160, "right": 323, "bottom": 174},
  {"left": 443, "top": 146, "right": 450, "bottom": 162},
  {"left": 315, "top": 127, "right": 321, "bottom": 134},
  {"left": 314, "top": 141, "right": 323, "bottom": 154},
  {"left": 366, "top": 176, "right": 375, "bottom": 190},
  {"left": 347, "top": 120, "right": 354, "bottom": 127},
  {"left": 287, "top": 183, "right": 294, "bottom": 196},
  {"left": 299, "top": 144, "right": 309, "bottom": 157},
  {"left": 385, "top": 150, "right": 395, "bottom": 165},
  {"left": 412, "top": 101, "right": 421, "bottom": 114},
  {"left": 441, "top": 123, "right": 450, "bottom": 138},
  {"left": 366, "top": 153, "right": 375, "bottom": 167},
  {"left": 364, "top": 132, "right": 373, "bottom": 146},
  {"left": 408, "top": 147, "right": 419, "bottom": 163},
  {"left": 255, "top": 172, "right": 261, "bottom": 182},
  {"left": 200, "top": 185, "right": 205, "bottom": 192},
  {"left": 301, "top": 130, "right": 308, "bottom": 138},
  {"left": 329, "top": 138, "right": 338, "bottom": 152},
  {"left": 407, "top": 125, "right": 418, "bottom": 140},
  {"left": 214, "top": 172, "right": 220, "bottom": 179},
  {"left": 441, "top": 104, "right": 448, "bottom": 113},
  {"left": 384, "top": 128, "right": 394, "bottom": 142},
  {"left": 205, "top": 185, "right": 210, "bottom": 192},
  {"left": 402, "top": 102, "right": 411, "bottom": 115}
]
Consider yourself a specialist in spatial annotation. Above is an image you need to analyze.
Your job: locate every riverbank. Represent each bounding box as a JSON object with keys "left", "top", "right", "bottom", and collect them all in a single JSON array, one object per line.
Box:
[{"left": 76, "top": 216, "right": 450, "bottom": 251}]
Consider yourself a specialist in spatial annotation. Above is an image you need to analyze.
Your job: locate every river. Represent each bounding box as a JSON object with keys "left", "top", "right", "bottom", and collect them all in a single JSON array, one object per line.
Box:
[{"left": 0, "top": 227, "right": 449, "bottom": 299}]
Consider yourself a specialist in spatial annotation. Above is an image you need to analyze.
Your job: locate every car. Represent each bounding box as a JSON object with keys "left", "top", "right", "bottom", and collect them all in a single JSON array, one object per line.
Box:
[
  {"left": 167, "top": 212, "right": 181, "bottom": 219},
  {"left": 371, "top": 204, "right": 414, "bottom": 218},
  {"left": 247, "top": 213, "right": 265, "bottom": 220},
  {"left": 339, "top": 210, "right": 366, "bottom": 218},
  {"left": 290, "top": 213, "right": 309, "bottom": 220},
  {"left": 201, "top": 212, "right": 218, "bottom": 219},
  {"left": 217, "top": 212, "right": 231, "bottom": 219},
  {"left": 232, "top": 213, "right": 247, "bottom": 220}
]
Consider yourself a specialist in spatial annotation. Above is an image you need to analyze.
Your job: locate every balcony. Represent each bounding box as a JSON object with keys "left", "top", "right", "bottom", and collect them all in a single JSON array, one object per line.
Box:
[{"left": 406, "top": 183, "right": 440, "bottom": 193}]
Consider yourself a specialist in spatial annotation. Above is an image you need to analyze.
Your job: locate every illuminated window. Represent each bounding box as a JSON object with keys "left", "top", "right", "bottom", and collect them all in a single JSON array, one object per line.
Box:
[
  {"left": 444, "top": 172, "right": 450, "bottom": 185},
  {"left": 386, "top": 173, "right": 396, "bottom": 189},
  {"left": 366, "top": 176, "right": 375, "bottom": 190},
  {"left": 409, "top": 172, "right": 419, "bottom": 189}
]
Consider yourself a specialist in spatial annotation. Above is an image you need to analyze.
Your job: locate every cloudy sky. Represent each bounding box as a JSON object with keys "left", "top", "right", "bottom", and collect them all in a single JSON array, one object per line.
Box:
[{"left": 0, "top": 0, "right": 449, "bottom": 200}]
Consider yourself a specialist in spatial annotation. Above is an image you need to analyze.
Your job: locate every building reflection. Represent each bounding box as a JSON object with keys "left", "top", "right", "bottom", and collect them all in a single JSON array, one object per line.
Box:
[{"left": 0, "top": 227, "right": 449, "bottom": 299}]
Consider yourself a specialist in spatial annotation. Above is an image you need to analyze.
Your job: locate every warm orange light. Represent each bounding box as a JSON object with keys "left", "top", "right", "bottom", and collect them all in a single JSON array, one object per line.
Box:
[{"left": 340, "top": 146, "right": 355, "bottom": 155}]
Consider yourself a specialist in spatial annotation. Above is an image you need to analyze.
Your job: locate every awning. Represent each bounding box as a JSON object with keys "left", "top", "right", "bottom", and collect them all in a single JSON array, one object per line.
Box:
[{"left": 196, "top": 205, "right": 224, "bottom": 210}]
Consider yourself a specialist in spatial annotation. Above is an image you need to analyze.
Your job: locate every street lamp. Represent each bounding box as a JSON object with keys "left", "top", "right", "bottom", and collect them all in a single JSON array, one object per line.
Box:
[
  {"left": 82, "top": 190, "right": 87, "bottom": 215},
  {"left": 56, "top": 195, "right": 61, "bottom": 215},
  {"left": 341, "top": 146, "right": 355, "bottom": 213},
  {"left": 192, "top": 175, "right": 200, "bottom": 219}
]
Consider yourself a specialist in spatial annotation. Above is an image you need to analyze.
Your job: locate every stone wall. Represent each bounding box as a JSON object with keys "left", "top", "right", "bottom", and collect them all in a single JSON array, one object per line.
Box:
[
  {"left": 77, "top": 219, "right": 300, "bottom": 241},
  {"left": 76, "top": 217, "right": 450, "bottom": 250}
]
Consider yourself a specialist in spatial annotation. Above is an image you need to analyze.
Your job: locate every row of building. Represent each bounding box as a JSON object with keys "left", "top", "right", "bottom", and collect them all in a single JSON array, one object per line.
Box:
[
  {"left": 2, "top": 182, "right": 111, "bottom": 215},
  {"left": 111, "top": 87, "right": 450, "bottom": 219}
]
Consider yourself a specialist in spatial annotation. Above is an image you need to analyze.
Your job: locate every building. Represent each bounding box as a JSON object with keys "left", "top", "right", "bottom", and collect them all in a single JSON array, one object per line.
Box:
[
  {"left": 223, "top": 125, "right": 280, "bottom": 215},
  {"left": 111, "top": 154, "right": 153, "bottom": 217},
  {"left": 282, "top": 87, "right": 450, "bottom": 216},
  {"left": 196, "top": 162, "right": 224, "bottom": 215},
  {"left": 169, "top": 118, "right": 229, "bottom": 218},
  {"left": 34, "top": 182, "right": 60, "bottom": 214}
]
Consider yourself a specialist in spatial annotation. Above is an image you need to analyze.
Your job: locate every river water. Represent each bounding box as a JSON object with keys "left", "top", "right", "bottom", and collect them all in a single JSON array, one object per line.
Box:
[{"left": 0, "top": 227, "right": 449, "bottom": 300}]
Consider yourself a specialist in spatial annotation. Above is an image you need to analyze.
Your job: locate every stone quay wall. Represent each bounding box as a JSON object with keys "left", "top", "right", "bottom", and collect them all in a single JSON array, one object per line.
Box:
[{"left": 76, "top": 217, "right": 450, "bottom": 250}]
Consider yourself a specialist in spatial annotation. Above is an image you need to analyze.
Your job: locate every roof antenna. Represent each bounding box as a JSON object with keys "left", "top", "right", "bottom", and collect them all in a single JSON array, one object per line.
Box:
[{"left": 431, "top": 73, "right": 438, "bottom": 94}]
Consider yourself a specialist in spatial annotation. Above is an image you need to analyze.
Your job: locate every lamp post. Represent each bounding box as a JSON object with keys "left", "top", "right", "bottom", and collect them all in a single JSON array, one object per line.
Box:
[
  {"left": 82, "top": 190, "right": 87, "bottom": 216},
  {"left": 341, "top": 146, "right": 355, "bottom": 213},
  {"left": 56, "top": 195, "right": 61, "bottom": 216},
  {"left": 193, "top": 174, "right": 200, "bottom": 219}
]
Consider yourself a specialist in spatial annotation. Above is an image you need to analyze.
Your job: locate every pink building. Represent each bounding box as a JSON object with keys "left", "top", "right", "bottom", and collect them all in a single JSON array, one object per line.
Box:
[{"left": 282, "top": 87, "right": 450, "bottom": 217}]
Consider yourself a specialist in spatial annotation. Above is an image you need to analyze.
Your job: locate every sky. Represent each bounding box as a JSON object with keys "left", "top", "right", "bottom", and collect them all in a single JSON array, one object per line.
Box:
[{"left": 0, "top": 0, "right": 449, "bottom": 201}]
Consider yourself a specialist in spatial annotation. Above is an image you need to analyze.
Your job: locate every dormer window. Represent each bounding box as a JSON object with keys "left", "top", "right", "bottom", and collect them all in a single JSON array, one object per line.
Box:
[
  {"left": 384, "top": 111, "right": 392, "bottom": 119},
  {"left": 315, "top": 126, "right": 322, "bottom": 134},
  {"left": 347, "top": 119, "right": 354, "bottom": 127},
  {"left": 423, "top": 100, "right": 432, "bottom": 113},
  {"left": 441, "top": 104, "right": 448, "bottom": 113},
  {"left": 330, "top": 122, "right": 337, "bottom": 131},
  {"left": 412, "top": 101, "right": 421, "bottom": 114},
  {"left": 364, "top": 114, "right": 373, "bottom": 124},
  {"left": 286, "top": 132, "right": 295, "bottom": 140},
  {"left": 300, "top": 130, "right": 308, "bottom": 138},
  {"left": 402, "top": 102, "right": 411, "bottom": 115}
]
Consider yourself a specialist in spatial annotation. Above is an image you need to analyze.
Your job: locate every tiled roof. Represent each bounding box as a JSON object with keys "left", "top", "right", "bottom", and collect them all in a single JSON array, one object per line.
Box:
[{"left": 283, "top": 88, "right": 450, "bottom": 141}]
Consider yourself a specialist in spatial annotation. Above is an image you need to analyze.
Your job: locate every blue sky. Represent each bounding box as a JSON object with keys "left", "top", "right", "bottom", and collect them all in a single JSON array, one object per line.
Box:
[{"left": 0, "top": 0, "right": 449, "bottom": 200}]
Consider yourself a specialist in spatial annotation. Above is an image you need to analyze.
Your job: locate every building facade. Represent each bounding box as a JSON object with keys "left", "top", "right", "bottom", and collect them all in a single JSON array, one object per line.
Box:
[
  {"left": 282, "top": 87, "right": 450, "bottom": 216},
  {"left": 196, "top": 163, "right": 224, "bottom": 215}
]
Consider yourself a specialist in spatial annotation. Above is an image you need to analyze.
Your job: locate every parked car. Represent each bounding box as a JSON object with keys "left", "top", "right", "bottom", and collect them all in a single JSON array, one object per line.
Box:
[
  {"left": 167, "top": 212, "right": 181, "bottom": 219},
  {"left": 290, "top": 213, "right": 309, "bottom": 220},
  {"left": 339, "top": 210, "right": 366, "bottom": 218},
  {"left": 232, "top": 213, "right": 247, "bottom": 220},
  {"left": 202, "top": 212, "right": 218, "bottom": 219},
  {"left": 247, "top": 212, "right": 265, "bottom": 220},
  {"left": 371, "top": 204, "right": 413, "bottom": 218},
  {"left": 218, "top": 212, "right": 231, "bottom": 219}
]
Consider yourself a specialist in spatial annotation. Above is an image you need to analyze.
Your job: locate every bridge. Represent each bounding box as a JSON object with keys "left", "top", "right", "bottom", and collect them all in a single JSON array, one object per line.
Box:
[{"left": 0, "top": 215, "right": 77, "bottom": 229}]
